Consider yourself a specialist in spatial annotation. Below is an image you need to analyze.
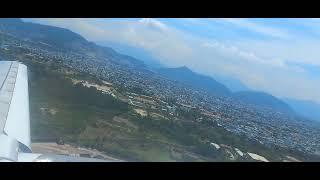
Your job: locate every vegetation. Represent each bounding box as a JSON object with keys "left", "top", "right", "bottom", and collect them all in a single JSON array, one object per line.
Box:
[
  {"left": 22, "top": 59, "right": 315, "bottom": 161},
  {"left": 27, "top": 60, "right": 129, "bottom": 138},
  {"left": 9, "top": 55, "right": 314, "bottom": 161}
]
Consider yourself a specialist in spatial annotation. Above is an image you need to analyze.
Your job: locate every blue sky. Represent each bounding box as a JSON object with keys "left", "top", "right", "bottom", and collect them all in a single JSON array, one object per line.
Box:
[{"left": 23, "top": 18, "right": 320, "bottom": 103}]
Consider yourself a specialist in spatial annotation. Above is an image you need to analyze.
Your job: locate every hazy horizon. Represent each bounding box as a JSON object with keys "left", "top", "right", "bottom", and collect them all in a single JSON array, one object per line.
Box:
[{"left": 23, "top": 18, "right": 320, "bottom": 104}]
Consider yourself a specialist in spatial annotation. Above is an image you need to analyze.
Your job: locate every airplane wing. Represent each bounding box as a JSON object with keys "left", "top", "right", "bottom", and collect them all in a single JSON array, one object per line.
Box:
[{"left": 0, "top": 60, "right": 115, "bottom": 162}]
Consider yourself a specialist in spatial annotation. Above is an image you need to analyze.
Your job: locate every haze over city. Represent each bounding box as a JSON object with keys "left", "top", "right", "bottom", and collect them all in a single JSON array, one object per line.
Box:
[{"left": 25, "top": 18, "right": 320, "bottom": 104}]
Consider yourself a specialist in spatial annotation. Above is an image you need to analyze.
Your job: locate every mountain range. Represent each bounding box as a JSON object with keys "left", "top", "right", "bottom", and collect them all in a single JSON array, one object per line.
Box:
[
  {"left": 157, "top": 66, "right": 231, "bottom": 96},
  {"left": 232, "top": 91, "right": 294, "bottom": 114},
  {"left": 0, "top": 18, "right": 88, "bottom": 51},
  {"left": 157, "top": 66, "right": 296, "bottom": 114},
  {"left": 1, "top": 18, "right": 319, "bottom": 122},
  {"left": 283, "top": 98, "right": 320, "bottom": 122},
  {"left": 0, "top": 18, "right": 147, "bottom": 70}
]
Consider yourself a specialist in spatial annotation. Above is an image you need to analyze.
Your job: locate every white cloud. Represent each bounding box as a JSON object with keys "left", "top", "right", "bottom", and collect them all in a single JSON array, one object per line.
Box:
[
  {"left": 188, "top": 39, "right": 320, "bottom": 102},
  {"left": 26, "top": 18, "right": 195, "bottom": 67},
  {"left": 215, "top": 18, "right": 291, "bottom": 39},
  {"left": 138, "top": 18, "right": 169, "bottom": 32},
  {"left": 233, "top": 39, "right": 320, "bottom": 67}
]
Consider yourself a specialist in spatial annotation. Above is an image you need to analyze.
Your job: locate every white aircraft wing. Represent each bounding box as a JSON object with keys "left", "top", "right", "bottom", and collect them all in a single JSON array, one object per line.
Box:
[
  {"left": 0, "top": 61, "right": 115, "bottom": 162},
  {"left": 0, "top": 61, "right": 32, "bottom": 161}
]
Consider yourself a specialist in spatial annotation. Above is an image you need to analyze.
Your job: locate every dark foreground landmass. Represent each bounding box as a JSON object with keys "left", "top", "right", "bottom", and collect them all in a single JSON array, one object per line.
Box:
[{"left": 21, "top": 58, "right": 319, "bottom": 161}]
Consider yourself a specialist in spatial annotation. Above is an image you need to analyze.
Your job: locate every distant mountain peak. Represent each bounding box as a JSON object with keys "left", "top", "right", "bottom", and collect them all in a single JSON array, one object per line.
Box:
[
  {"left": 233, "top": 91, "right": 294, "bottom": 114},
  {"left": 157, "top": 66, "right": 231, "bottom": 96},
  {"left": 172, "top": 65, "right": 192, "bottom": 72},
  {"left": 180, "top": 65, "right": 190, "bottom": 70}
]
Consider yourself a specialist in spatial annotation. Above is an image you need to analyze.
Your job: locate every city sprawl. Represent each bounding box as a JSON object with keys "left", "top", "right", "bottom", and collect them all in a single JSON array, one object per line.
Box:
[{"left": 1, "top": 31, "right": 320, "bottom": 160}]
